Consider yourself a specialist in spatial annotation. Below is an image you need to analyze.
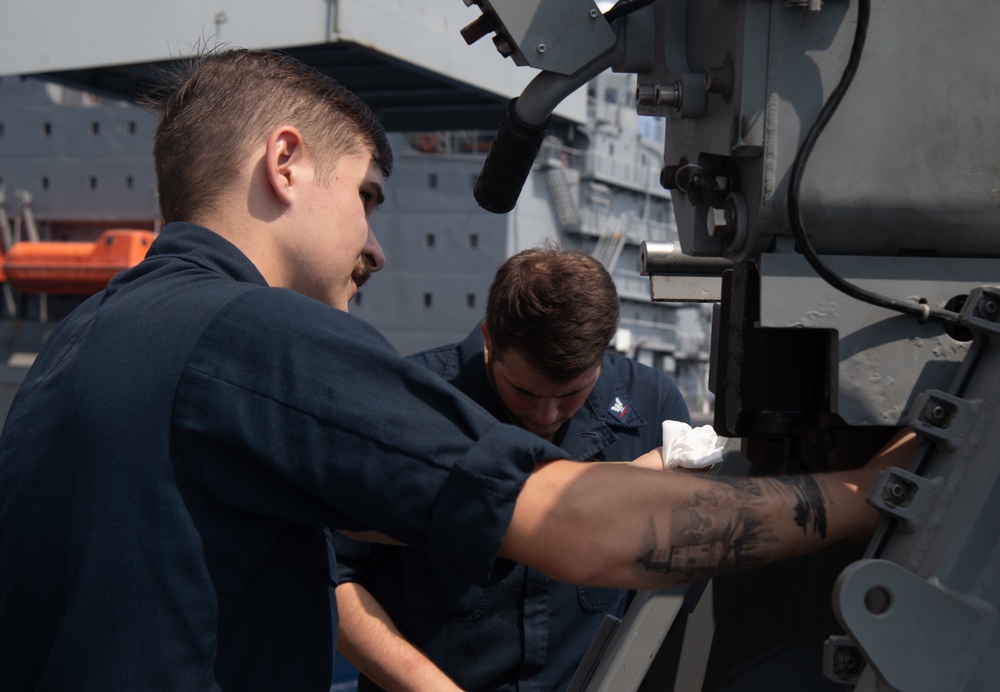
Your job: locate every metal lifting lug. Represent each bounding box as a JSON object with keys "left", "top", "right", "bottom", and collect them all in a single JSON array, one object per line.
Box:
[{"left": 867, "top": 467, "right": 942, "bottom": 533}]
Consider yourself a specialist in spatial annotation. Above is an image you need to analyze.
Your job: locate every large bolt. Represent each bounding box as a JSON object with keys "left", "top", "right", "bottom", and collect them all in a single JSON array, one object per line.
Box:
[
  {"left": 979, "top": 297, "right": 1000, "bottom": 322},
  {"left": 493, "top": 35, "right": 513, "bottom": 58},
  {"left": 655, "top": 83, "right": 682, "bottom": 109},
  {"left": 881, "top": 479, "right": 912, "bottom": 507},
  {"left": 921, "top": 397, "right": 952, "bottom": 428},
  {"left": 707, "top": 208, "right": 729, "bottom": 238},
  {"left": 660, "top": 165, "right": 681, "bottom": 191},
  {"left": 636, "top": 84, "right": 657, "bottom": 107}
]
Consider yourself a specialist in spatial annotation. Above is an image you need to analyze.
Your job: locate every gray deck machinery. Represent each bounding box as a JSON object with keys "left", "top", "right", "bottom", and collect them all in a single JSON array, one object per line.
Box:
[{"left": 460, "top": 1, "right": 1000, "bottom": 690}]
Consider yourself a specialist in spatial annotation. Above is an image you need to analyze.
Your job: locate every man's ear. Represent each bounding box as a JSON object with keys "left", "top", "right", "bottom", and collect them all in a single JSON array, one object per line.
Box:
[
  {"left": 481, "top": 321, "right": 493, "bottom": 355},
  {"left": 265, "top": 126, "right": 307, "bottom": 207}
]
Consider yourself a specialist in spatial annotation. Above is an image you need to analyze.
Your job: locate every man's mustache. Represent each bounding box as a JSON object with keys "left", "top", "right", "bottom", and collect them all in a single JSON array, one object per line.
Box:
[{"left": 352, "top": 259, "right": 373, "bottom": 290}]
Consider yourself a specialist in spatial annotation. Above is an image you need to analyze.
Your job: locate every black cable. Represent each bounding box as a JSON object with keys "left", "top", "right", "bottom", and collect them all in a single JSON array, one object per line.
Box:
[
  {"left": 787, "top": 0, "right": 958, "bottom": 325},
  {"left": 604, "top": 0, "right": 656, "bottom": 24}
]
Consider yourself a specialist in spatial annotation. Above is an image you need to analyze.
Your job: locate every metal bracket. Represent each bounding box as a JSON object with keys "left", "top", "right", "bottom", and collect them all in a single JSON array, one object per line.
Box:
[
  {"left": 867, "top": 467, "right": 941, "bottom": 533},
  {"left": 822, "top": 634, "right": 865, "bottom": 686},
  {"left": 640, "top": 241, "right": 732, "bottom": 303},
  {"left": 833, "top": 559, "right": 993, "bottom": 692},
  {"left": 961, "top": 286, "right": 1000, "bottom": 339},
  {"left": 908, "top": 389, "right": 980, "bottom": 452},
  {"left": 463, "top": 0, "right": 617, "bottom": 75}
]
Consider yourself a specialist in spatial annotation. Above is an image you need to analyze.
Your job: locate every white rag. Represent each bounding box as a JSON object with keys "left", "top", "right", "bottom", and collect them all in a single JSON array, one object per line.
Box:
[{"left": 661, "top": 420, "right": 725, "bottom": 469}]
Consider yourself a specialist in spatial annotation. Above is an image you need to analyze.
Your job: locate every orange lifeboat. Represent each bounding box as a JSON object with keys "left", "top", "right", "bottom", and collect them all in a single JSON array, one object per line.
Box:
[
  {"left": 3, "top": 229, "right": 155, "bottom": 295},
  {"left": 416, "top": 133, "right": 438, "bottom": 152}
]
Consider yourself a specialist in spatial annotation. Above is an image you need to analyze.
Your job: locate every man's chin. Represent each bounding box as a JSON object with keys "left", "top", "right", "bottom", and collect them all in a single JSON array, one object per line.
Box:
[
  {"left": 349, "top": 275, "right": 366, "bottom": 304},
  {"left": 524, "top": 424, "right": 559, "bottom": 440}
]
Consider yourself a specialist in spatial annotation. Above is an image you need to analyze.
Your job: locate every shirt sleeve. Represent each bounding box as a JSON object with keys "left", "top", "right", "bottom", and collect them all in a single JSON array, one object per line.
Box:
[
  {"left": 328, "top": 531, "right": 378, "bottom": 586},
  {"left": 172, "top": 288, "right": 566, "bottom": 586}
]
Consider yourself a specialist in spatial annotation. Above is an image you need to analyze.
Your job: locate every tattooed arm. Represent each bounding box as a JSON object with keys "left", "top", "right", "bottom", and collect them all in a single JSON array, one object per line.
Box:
[{"left": 499, "top": 430, "right": 916, "bottom": 590}]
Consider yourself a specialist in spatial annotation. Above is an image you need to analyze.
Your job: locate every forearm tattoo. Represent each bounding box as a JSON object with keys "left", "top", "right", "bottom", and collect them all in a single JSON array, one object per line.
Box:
[
  {"left": 637, "top": 475, "right": 830, "bottom": 581},
  {"left": 775, "top": 475, "right": 827, "bottom": 539}
]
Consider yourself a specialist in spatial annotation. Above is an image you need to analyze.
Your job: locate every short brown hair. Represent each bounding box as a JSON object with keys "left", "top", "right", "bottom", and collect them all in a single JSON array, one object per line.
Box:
[
  {"left": 485, "top": 245, "right": 620, "bottom": 383},
  {"left": 143, "top": 48, "right": 392, "bottom": 223}
]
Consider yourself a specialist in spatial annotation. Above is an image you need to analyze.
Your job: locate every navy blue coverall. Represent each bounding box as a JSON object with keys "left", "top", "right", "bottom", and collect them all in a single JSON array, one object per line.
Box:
[
  {"left": 0, "top": 223, "right": 565, "bottom": 691},
  {"left": 333, "top": 325, "right": 690, "bottom": 691}
]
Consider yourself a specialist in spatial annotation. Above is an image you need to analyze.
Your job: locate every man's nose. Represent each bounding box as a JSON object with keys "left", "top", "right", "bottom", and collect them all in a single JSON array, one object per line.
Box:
[
  {"left": 364, "top": 226, "right": 386, "bottom": 273},
  {"left": 531, "top": 399, "right": 561, "bottom": 426}
]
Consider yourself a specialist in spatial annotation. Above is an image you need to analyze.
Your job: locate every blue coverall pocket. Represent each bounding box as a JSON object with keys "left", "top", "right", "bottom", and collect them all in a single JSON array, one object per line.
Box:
[{"left": 577, "top": 586, "right": 626, "bottom": 613}]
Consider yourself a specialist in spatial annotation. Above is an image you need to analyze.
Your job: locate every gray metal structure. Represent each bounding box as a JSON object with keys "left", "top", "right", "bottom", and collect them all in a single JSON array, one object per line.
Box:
[
  {"left": 0, "top": 0, "right": 586, "bottom": 132},
  {"left": 460, "top": 0, "right": 1000, "bottom": 690}
]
